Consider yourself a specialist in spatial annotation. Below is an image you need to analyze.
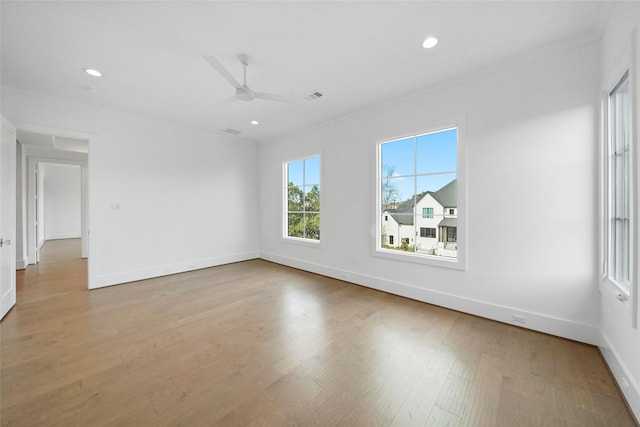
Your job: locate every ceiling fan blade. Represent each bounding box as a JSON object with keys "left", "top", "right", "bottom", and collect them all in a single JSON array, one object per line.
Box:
[
  {"left": 203, "top": 55, "right": 241, "bottom": 89},
  {"left": 253, "top": 91, "right": 299, "bottom": 104}
]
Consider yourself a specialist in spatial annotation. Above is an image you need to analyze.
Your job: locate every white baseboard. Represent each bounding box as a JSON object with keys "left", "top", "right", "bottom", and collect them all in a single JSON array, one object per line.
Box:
[
  {"left": 16, "top": 259, "right": 28, "bottom": 270},
  {"left": 600, "top": 333, "right": 640, "bottom": 423},
  {"left": 259, "top": 251, "right": 601, "bottom": 346},
  {"left": 91, "top": 251, "right": 259, "bottom": 289},
  {"left": 45, "top": 234, "right": 82, "bottom": 241}
]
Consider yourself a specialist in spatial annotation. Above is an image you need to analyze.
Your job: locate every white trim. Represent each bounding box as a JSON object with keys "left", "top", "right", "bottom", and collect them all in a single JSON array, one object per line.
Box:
[
  {"left": 16, "top": 259, "right": 28, "bottom": 270},
  {"left": 260, "top": 251, "right": 600, "bottom": 345},
  {"left": 600, "top": 332, "right": 640, "bottom": 423},
  {"left": 374, "top": 119, "right": 467, "bottom": 271},
  {"left": 45, "top": 234, "right": 82, "bottom": 240},
  {"left": 91, "top": 251, "right": 259, "bottom": 289}
]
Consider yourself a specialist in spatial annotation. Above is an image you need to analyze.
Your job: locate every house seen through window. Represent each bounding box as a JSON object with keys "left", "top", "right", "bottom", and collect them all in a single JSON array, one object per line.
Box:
[
  {"left": 285, "top": 156, "right": 320, "bottom": 241},
  {"left": 380, "top": 127, "right": 458, "bottom": 259}
]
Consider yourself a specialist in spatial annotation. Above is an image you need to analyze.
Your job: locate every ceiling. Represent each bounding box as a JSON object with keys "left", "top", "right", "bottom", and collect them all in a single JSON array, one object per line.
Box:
[{"left": 1, "top": 1, "right": 612, "bottom": 143}]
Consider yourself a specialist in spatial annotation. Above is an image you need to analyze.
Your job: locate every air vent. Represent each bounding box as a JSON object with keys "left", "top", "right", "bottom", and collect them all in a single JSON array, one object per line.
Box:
[
  {"left": 224, "top": 128, "right": 242, "bottom": 135},
  {"left": 304, "top": 91, "right": 324, "bottom": 101}
]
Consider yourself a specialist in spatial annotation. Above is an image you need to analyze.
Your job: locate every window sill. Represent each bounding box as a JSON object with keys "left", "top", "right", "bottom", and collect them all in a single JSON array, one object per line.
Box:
[
  {"left": 282, "top": 236, "right": 323, "bottom": 248},
  {"left": 374, "top": 247, "right": 466, "bottom": 271}
]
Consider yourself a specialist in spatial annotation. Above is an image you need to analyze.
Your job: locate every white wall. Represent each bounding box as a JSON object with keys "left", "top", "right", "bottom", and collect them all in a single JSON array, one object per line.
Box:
[
  {"left": 599, "top": 2, "right": 640, "bottom": 420},
  {"left": 259, "top": 41, "right": 601, "bottom": 345},
  {"left": 15, "top": 142, "right": 27, "bottom": 269},
  {"left": 36, "top": 163, "right": 45, "bottom": 248},
  {"left": 42, "top": 163, "right": 81, "bottom": 240},
  {"left": 2, "top": 86, "right": 259, "bottom": 288}
]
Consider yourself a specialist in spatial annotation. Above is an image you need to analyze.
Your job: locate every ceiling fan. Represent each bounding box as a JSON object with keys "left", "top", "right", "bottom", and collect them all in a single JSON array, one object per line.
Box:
[{"left": 204, "top": 54, "right": 298, "bottom": 103}]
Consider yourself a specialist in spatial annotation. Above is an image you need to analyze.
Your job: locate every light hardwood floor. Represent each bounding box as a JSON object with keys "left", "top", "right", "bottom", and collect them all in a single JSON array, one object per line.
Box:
[{"left": 1, "top": 239, "right": 637, "bottom": 426}]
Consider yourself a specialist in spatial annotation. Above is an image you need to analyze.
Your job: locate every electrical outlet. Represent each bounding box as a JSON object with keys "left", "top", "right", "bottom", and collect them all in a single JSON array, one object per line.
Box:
[
  {"left": 622, "top": 377, "right": 630, "bottom": 395},
  {"left": 512, "top": 314, "right": 527, "bottom": 324}
]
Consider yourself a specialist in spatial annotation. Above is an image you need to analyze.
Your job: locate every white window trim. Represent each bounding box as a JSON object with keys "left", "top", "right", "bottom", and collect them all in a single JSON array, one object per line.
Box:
[
  {"left": 600, "top": 32, "right": 638, "bottom": 328},
  {"left": 282, "top": 153, "right": 323, "bottom": 247},
  {"left": 374, "top": 119, "right": 467, "bottom": 270}
]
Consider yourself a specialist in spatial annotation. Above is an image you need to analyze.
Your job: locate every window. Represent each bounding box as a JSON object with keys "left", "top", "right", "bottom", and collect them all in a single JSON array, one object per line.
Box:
[
  {"left": 378, "top": 126, "right": 462, "bottom": 267},
  {"left": 420, "top": 227, "right": 436, "bottom": 238},
  {"left": 606, "top": 71, "right": 631, "bottom": 295},
  {"left": 285, "top": 156, "right": 320, "bottom": 241},
  {"left": 389, "top": 235, "right": 394, "bottom": 245},
  {"left": 384, "top": 215, "right": 388, "bottom": 221}
]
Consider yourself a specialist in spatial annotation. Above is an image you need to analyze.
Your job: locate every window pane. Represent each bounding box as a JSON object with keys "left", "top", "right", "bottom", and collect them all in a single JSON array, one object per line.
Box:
[
  {"left": 287, "top": 160, "right": 304, "bottom": 185},
  {"left": 381, "top": 137, "right": 414, "bottom": 177},
  {"left": 417, "top": 128, "right": 457, "bottom": 174},
  {"left": 304, "top": 213, "right": 320, "bottom": 240},
  {"left": 288, "top": 213, "right": 304, "bottom": 237},
  {"left": 381, "top": 176, "right": 412, "bottom": 210},
  {"left": 304, "top": 184, "right": 320, "bottom": 212},
  {"left": 416, "top": 173, "right": 457, "bottom": 218},
  {"left": 378, "top": 128, "right": 459, "bottom": 261},
  {"left": 287, "top": 184, "right": 304, "bottom": 212},
  {"left": 609, "top": 72, "right": 631, "bottom": 287},
  {"left": 285, "top": 155, "right": 321, "bottom": 242},
  {"left": 304, "top": 156, "right": 320, "bottom": 185}
]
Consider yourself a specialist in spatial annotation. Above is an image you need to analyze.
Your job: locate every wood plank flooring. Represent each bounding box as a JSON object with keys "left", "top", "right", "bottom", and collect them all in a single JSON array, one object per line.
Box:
[{"left": 1, "top": 239, "right": 637, "bottom": 426}]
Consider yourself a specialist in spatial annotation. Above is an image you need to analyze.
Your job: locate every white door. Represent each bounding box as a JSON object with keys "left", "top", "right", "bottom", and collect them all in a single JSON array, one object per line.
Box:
[{"left": 1, "top": 116, "right": 17, "bottom": 320}]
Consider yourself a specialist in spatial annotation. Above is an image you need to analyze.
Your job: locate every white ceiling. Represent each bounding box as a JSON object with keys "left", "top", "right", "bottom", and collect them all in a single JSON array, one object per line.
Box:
[{"left": 1, "top": 1, "right": 612, "bottom": 143}]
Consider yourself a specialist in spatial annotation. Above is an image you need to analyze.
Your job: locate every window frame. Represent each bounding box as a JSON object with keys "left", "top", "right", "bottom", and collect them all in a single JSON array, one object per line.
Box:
[
  {"left": 283, "top": 154, "right": 322, "bottom": 246},
  {"left": 375, "top": 120, "right": 466, "bottom": 270},
  {"left": 600, "top": 37, "right": 638, "bottom": 328}
]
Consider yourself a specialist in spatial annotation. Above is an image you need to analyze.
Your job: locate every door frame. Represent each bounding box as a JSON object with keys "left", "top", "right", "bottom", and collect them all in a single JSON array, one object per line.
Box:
[{"left": 1, "top": 116, "right": 17, "bottom": 320}]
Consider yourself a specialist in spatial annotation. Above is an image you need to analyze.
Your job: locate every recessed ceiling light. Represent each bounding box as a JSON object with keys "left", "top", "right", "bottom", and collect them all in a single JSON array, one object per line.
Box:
[
  {"left": 422, "top": 36, "right": 439, "bottom": 49},
  {"left": 250, "top": 120, "right": 259, "bottom": 125},
  {"left": 84, "top": 68, "right": 102, "bottom": 77}
]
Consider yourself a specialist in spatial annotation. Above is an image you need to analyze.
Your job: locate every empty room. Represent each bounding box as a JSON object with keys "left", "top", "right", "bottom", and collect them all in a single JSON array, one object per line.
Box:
[{"left": 1, "top": 1, "right": 639, "bottom": 426}]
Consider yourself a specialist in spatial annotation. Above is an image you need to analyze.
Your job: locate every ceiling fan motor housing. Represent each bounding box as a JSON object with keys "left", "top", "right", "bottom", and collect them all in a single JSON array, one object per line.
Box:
[{"left": 236, "top": 86, "right": 254, "bottom": 101}]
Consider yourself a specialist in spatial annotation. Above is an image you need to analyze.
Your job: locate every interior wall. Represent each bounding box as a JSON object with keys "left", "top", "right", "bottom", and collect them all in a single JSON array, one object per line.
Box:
[
  {"left": 259, "top": 41, "right": 601, "bottom": 344},
  {"left": 2, "top": 86, "right": 259, "bottom": 288},
  {"left": 36, "top": 163, "right": 44, "bottom": 248},
  {"left": 15, "top": 142, "right": 27, "bottom": 269},
  {"left": 598, "top": 1, "right": 640, "bottom": 420},
  {"left": 41, "top": 163, "right": 81, "bottom": 240}
]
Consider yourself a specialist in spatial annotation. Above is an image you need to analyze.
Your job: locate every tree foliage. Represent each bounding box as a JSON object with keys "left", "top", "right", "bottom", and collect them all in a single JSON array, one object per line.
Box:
[
  {"left": 287, "top": 183, "right": 320, "bottom": 240},
  {"left": 382, "top": 164, "right": 399, "bottom": 210}
]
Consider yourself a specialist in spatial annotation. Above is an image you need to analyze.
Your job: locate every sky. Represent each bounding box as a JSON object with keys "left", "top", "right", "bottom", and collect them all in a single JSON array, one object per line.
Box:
[
  {"left": 287, "top": 156, "right": 320, "bottom": 187},
  {"left": 381, "top": 128, "right": 457, "bottom": 202},
  {"left": 285, "top": 129, "right": 456, "bottom": 203}
]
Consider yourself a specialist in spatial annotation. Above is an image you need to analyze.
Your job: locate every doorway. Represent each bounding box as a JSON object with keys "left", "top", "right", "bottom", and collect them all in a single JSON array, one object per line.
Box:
[
  {"left": 34, "top": 162, "right": 83, "bottom": 262},
  {"left": 14, "top": 128, "right": 89, "bottom": 275}
]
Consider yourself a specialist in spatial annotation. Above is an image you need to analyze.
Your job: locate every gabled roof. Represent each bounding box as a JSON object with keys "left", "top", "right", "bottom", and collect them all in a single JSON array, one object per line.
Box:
[
  {"left": 385, "top": 210, "right": 414, "bottom": 226},
  {"left": 432, "top": 180, "right": 456, "bottom": 208},
  {"left": 383, "top": 179, "right": 456, "bottom": 223}
]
